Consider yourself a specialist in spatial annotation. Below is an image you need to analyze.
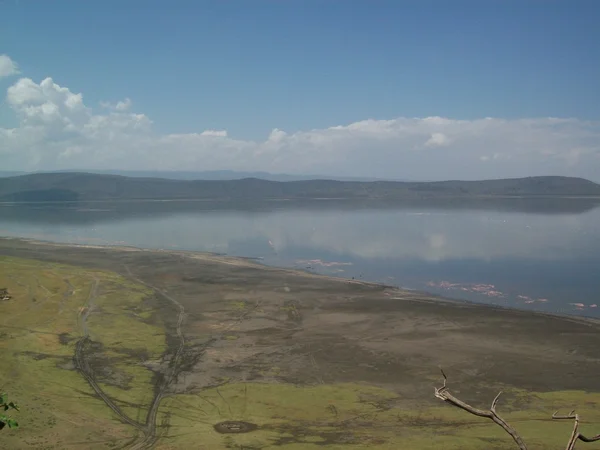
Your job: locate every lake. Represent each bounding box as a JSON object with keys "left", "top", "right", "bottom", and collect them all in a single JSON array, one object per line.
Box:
[{"left": 1, "top": 198, "right": 599, "bottom": 317}]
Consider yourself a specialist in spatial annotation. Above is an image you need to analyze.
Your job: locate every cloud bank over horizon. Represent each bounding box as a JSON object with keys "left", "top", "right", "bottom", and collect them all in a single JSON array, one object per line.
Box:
[{"left": 2, "top": 65, "right": 600, "bottom": 181}]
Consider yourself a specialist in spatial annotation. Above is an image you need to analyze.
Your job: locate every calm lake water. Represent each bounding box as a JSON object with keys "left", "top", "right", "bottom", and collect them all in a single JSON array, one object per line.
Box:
[{"left": 1, "top": 199, "right": 599, "bottom": 318}]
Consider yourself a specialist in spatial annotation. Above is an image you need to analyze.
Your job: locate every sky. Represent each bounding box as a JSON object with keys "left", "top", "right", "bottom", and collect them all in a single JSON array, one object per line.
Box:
[{"left": 1, "top": 0, "right": 600, "bottom": 181}]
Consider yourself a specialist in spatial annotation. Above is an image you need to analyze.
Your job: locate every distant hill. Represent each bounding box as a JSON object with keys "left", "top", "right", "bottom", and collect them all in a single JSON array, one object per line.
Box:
[
  {"left": 0, "top": 169, "right": 393, "bottom": 182},
  {"left": 0, "top": 172, "right": 599, "bottom": 202},
  {"left": 0, "top": 171, "right": 25, "bottom": 178}
]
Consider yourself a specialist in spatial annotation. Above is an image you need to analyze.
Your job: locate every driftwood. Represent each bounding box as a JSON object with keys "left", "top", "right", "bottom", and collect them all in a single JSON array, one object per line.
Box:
[
  {"left": 434, "top": 368, "right": 527, "bottom": 449},
  {"left": 434, "top": 368, "right": 600, "bottom": 450},
  {"left": 553, "top": 410, "right": 600, "bottom": 450}
]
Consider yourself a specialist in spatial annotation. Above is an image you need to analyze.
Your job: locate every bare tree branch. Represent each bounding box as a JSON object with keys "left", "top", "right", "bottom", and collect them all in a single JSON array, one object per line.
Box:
[
  {"left": 553, "top": 410, "right": 600, "bottom": 450},
  {"left": 434, "top": 368, "right": 528, "bottom": 450}
]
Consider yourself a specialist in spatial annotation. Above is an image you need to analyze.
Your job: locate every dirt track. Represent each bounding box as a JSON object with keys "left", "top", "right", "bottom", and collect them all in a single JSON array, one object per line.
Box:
[
  {"left": 73, "top": 263, "right": 191, "bottom": 448},
  {"left": 73, "top": 276, "right": 146, "bottom": 432},
  {"left": 124, "top": 265, "right": 186, "bottom": 449}
]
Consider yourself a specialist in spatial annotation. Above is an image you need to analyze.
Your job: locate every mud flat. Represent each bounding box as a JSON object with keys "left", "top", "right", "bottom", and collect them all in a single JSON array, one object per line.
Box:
[{"left": 1, "top": 236, "right": 600, "bottom": 449}]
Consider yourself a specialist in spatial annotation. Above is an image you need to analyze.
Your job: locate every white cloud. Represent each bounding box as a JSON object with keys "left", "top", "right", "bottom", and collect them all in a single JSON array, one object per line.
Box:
[
  {"left": 268, "top": 128, "right": 287, "bottom": 142},
  {"left": 7, "top": 77, "right": 87, "bottom": 126},
  {"left": 2, "top": 76, "right": 600, "bottom": 181},
  {"left": 425, "top": 132, "right": 451, "bottom": 147},
  {"left": 0, "top": 55, "right": 19, "bottom": 78},
  {"left": 100, "top": 97, "right": 132, "bottom": 111},
  {"left": 200, "top": 129, "right": 228, "bottom": 137},
  {"left": 115, "top": 98, "right": 132, "bottom": 111}
]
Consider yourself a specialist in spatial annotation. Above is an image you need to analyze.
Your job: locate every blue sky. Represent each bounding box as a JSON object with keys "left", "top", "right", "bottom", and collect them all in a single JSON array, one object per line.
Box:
[{"left": 1, "top": 1, "right": 600, "bottom": 179}]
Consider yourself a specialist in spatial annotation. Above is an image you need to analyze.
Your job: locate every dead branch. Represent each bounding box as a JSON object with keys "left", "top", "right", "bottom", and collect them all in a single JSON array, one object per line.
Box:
[
  {"left": 434, "top": 368, "right": 528, "bottom": 450},
  {"left": 552, "top": 410, "right": 600, "bottom": 450}
]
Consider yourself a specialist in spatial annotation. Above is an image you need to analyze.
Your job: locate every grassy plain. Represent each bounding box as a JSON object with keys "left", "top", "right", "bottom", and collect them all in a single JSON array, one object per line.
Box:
[
  {"left": 0, "top": 255, "right": 166, "bottom": 449},
  {"left": 153, "top": 384, "right": 600, "bottom": 450},
  {"left": 1, "top": 239, "right": 600, "bottom": 449}
]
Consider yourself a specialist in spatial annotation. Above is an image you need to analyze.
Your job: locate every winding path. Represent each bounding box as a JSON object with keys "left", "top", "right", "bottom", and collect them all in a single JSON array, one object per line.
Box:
[
  {"left": 124, "top": 265, "right": 187, "bottom": 449},
  {"left": 73, "top": 277, "right": 145, "bottom": 430},
  {"left": 72, "top": 264, "right": 188, "bottom": 449}
]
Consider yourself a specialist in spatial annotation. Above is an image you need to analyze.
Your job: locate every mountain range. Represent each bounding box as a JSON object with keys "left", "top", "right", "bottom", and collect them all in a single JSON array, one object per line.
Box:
[
  {"left": 0, "top": 170, "right": 397, "bottom": 182},
  {"left": 1, "top": 172, "right": 599, "bottom": 202}
]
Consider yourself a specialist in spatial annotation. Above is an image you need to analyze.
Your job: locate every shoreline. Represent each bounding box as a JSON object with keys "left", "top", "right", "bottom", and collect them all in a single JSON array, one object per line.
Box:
[
  {"left": 3, "top": 234, "right": 600, "bottom": 448},
  {"left": 2, "top": 235, "right": 598, "bottom": 328},
  {"left": 2, "top": 194, "right": 600, "bottom": 205}
]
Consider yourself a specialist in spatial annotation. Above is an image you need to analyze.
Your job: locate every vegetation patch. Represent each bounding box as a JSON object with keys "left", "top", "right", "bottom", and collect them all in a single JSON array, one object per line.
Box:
[
  {"left": 152, "top": 382, "right": 600, "bottom": 449},
  {"left": 0, "top": 256, "right": 167, "bottom": 449}
]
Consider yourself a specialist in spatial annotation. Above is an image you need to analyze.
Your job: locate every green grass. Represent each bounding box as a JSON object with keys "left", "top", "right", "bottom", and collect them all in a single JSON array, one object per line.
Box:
[
  {"left": 230, "top": 301, "right": 248, "bottom": 311},
  {"left": 0, "top": 256, "right": 166, "bottom": 449},
  {"left": 153, "top": 383, "right": 600, "bottom": 449}
]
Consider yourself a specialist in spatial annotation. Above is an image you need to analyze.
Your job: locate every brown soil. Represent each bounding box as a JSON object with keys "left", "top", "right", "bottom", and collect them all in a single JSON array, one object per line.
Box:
[{"left": 213, "top": 421, "right": 258, "bottom": 434}]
